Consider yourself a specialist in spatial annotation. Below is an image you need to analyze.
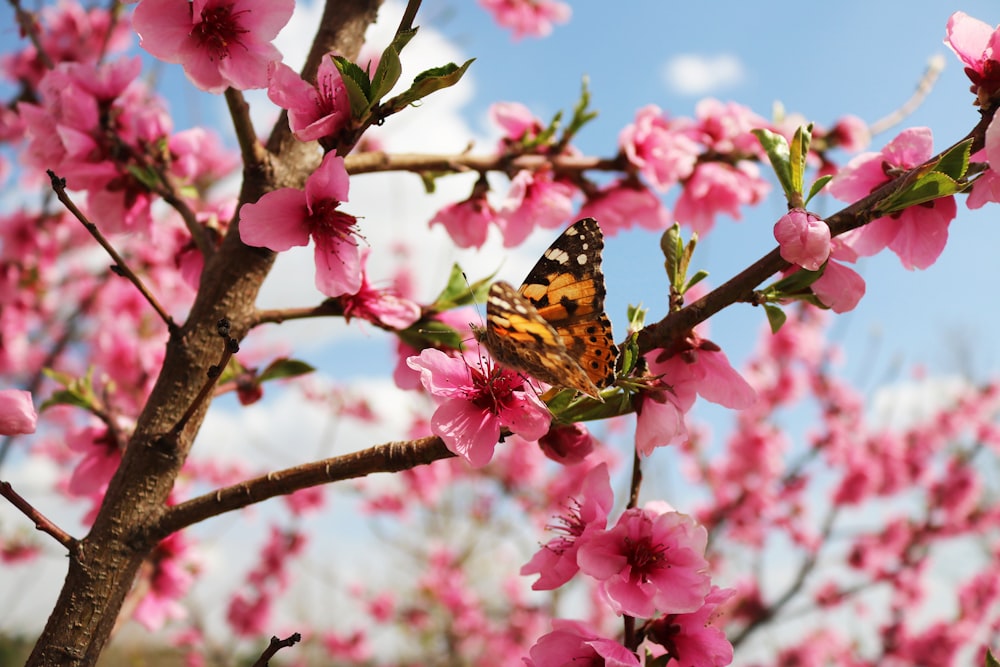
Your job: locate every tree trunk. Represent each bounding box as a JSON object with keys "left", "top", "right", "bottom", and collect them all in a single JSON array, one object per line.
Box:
[{"left": 25, "top": 2, "right": 381, "bottom": 664}]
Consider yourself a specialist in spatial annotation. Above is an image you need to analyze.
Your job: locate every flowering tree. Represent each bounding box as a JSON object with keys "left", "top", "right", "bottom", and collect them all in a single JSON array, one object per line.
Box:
[{"left": 2, "top": 1, "right": 1000, "bottom": 666}]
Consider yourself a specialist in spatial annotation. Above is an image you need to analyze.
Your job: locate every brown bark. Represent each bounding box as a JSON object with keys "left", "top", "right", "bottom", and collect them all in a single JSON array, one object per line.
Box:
[{"left": 25, "top": 2, "right": 383, "bottom": 665}]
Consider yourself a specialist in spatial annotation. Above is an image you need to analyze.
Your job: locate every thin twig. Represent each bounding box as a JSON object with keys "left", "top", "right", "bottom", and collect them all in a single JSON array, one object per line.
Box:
[
  {"left": 869, "top": 54, "right": 947, "bottom": 137},
  {"left": 251, "top": 633, "right": 301, "bottom": 667},
  {"left": 47, "top": 170, "right": 178, "bottom": 335},
  {"left": 396, "top": 0, "right": 422, "bottom": 34},
  {"left": 168, "top": 318, "right": 239, "bottom": 440},
  {"left": 0, "top": 481, "right": 78, "bottom": 552},
  {"left": 9, "top": 0, "right": 53, "bottom": 70},
  {"left": 626, "top": 446, "right": 642, "bottom": 510}
]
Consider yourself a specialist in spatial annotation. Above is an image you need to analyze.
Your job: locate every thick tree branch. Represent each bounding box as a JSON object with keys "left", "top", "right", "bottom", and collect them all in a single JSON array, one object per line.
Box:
[{"left": 151, "top": 435, "right": 454, "bottom": 537}]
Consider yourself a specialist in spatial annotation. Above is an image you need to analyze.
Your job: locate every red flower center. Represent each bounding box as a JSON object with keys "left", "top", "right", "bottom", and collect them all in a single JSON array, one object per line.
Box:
[
  {"left": 192, "top": 5, "right": 250, "bottom": 61},
  {"left": 626, "top": 535, "right": 666, "bottom": 582}
]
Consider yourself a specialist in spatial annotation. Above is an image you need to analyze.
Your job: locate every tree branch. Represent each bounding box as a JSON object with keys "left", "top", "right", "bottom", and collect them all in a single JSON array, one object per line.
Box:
[
  {"left": 47, "top": 170, "right": 179, "bottom": 335},
  {"left": 638, "top": 108, "right": 994, "bottom": 356},
  {"left": 152, "top": 435, "right": 453, "bottom": 537},
  {"left": 0, "top": 481, "right": 78, "bottom": 552},
  {"left": 344, "top": 150, "right": 626, "bottom": 176},
  {"left": 251, "top": 633, "right": 302, "bottom": 667}
]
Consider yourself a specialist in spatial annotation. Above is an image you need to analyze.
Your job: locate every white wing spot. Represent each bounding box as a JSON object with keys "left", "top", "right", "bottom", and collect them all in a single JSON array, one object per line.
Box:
[
  {"left": 545, "top": 248, "right": 570, "bottom": 264},
  {"left": 575, "top": 252, "right": 588, "bottom": 265}
]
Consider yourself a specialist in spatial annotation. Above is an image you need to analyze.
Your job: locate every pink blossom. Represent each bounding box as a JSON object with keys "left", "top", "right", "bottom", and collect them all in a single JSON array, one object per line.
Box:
[
  {"left": 577, "top": 506, "right": 711, "bottom": 617},
  {"left": 392, "top": 309, "right": 474, "bottom": 391},
  {"left": 637, "top": 342, "right": 756, "bottom": 455},
  {"left": 646, "top": 587, "right": 736, "bottom": 667},
  {"left": 944, "top": 12, "right": 1000, "bottom": 103},
  {"left": 340, "top": 251, "right": 421, "bottom": 329},
  {"left": 240, "top": 152, "right": 362, "bottom": 296},
  {"left": 168, "top": 127, "right": 240, "bottom": 185},
  {"left": 0, "top": 389, "right": 36, "bottom": 435},
  {"left": 497, "top": 170, "right": 576, "bottom": 246},
  {"left": 66, "top": 425, "right": 121, "bottom": 499},
  {"left": 774, "top": 209, "right": 831, "bottom": 271},
  {"left": 479, "top": 0, "right": 571, "bottom": 40},
  {"left": 133, "top": 0, "right": 294, "bottom": 93},
  {"left": 521, "top": 463, "right": 614, "bottom": 589},
  {"left": 635, "top": 384, "right": 689, "bottom": 456},
  {"left": 620, "top": 105, "right": 700, "bottom": 192},
  {"left": 969, "top": 114, "right": 1000, "bottom": 208},
  {"left": 267, "top": 57, "right": 350, "bottom": 141},
  {"left": 491, "top": 101, "right": 544, "bottom": 148},
  {"left": 674, "top": 161, "right": 770, "bottom": 236},
  {"left": 406, "top": 348, "right": 551, "bottom": 466},
  {"left": 430, "top": 191, "right": 499, "bottom": 249},
  {"left": 829, "top": 127, "right": 956, "bottom": 270},
  {"left": 322, "top": 630, "right": 372, "bottom": 662},
  {"left": 692, "top": 98, "right": 768, "bottom": 157},
  {"left": 1, "top": 2, "right": 131, "bottom": 88},
  {"left": 578, "top": 180, "right": 671, "bottom": 236},
  {"left": 827, "top": 114, "right": 871, "bottom": 152},
  {"left": 133, "top": 533, "right": 197, "bottom": 631},
  {"left": 538, "top": 422, "right": 595, "bottom": 464},
  {"left": 811, "top": 240, "right": 865, "bottom": 313},
  {"left": 525, "top": 619, "right": 639, "bottom": 667}
]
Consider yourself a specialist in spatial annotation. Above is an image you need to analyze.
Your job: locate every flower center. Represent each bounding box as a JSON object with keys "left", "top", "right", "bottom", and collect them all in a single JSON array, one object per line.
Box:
[
  {"left": 192, "top": 5, "right": 250, "bottom": 61},
  {"left": 309, "top": 200, "right": 358, "bottom": 241},
  {"left": 626, "top": 535, "right": 666, "bottom": 582}
]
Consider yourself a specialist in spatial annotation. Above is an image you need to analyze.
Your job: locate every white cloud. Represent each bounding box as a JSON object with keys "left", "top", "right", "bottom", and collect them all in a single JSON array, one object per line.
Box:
[
  {"left": 869, "top": 374, "right": 970, "bottom": 431},
  {"left": 661, "top": 53, "right": 746, "bottom": 96}
]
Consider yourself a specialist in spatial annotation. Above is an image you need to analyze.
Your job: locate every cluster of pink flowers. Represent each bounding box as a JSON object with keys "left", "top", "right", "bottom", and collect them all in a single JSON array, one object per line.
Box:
[
  {"left": 479, "top": 0, "right": 571, "bottom": 40},
  {"left": 521, "top": 463, "right": 734, "bottom": 666},
  {"left": 226, "top": 525, "right": 307, "bottom": 636}
]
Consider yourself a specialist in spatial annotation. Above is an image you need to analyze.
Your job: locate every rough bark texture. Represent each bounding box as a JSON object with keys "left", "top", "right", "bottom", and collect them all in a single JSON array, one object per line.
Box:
[{"left": 26, "top": 1, "right": 383, "bottom": 665}]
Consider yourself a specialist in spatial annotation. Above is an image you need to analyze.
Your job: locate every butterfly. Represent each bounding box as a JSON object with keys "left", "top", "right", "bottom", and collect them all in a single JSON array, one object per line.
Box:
[{"left": 474, "top": 217, "right": 618, "bottom": 400}]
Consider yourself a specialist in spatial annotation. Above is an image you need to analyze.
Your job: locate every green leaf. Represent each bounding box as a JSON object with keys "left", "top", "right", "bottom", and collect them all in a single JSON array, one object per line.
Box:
[
  {"left": 432, "top": 263, "right": 495, "bottom": 311},
  {"left": 398, "top": 318, "right": 466, "bottom": 352},
  {"left": 332, "top": 56, "right": 373, "bottom": 118},
  {"left": 768, "top": 266, "right": 824, "bottom": 294},
  {"left": 618, "top": 329, "right": 642, "bottom": 377},
  {"left": 805, "top": 174, "right": 833, "bottom": 205},
  {"left": 40, "top": 367, "right": 98, "bottom": 412},
  {"left": 42, "top": 388, "right": 93, "bottom": 411},
  {"left": 562, "top": 76, "right": 598, "bottom": 143},
  {"left": 382, "top": 59, "right": 475, "bottom": 115},
  {"left": 753, "top": 128, "right": 795, "bottom": 200},
  {"left": 661, "top": 224, "right": 683, "bottom": 286},
  {"left": 985, "top": 648, "right": 999, "bottom": 667},
  {"left": 935, "top": 138, "right": 972, "bottom": 181},
  {"left": 877, "top": 171, "right": 968, "bottom": 215},
  {"left": 875, "top": 140, "right": 973, "bottom": 215},
  {"left": 258, "top": 358, "right": 316, "bottom": 383},
  {"left": 370, "top": 31, "right": 411, "bottom": 104},
  {"left": 126, "top": 164, "right": 162, "bottom": 190},
  {"left": 764, "top": 303, "right": 787, "bottom": 333},
  {"left": 684, "top": 269, "right": 709, "bottom": 293},
  {"left": 789, "top": 124, "right": 812, "bottom": 199}
]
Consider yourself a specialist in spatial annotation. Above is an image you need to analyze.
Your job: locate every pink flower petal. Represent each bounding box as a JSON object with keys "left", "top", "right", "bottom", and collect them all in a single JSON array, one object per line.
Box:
[{"left": 238, "top": 189, "right": 310, "bottom": 251}]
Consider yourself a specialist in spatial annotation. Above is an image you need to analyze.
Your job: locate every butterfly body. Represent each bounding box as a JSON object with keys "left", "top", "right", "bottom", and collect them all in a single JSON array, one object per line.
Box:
[{"left": 475, "top": 218, "right": 618, "bottom": 400}]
